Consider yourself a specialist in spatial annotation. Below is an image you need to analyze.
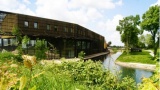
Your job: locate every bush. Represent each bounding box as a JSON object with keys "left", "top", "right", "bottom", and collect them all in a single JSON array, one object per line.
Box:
[
  {"left": 0, "top": 51, "right": 23, "bottom": 62},
  {"left": 55, "top": 60, "right": 136, "bottom": 89},
  {"left": 0, "top": 57, "right": 136, "bottom": 90},
  {"left": 78, "top": 51, "right": 85, "bottom": 60},
  {"left": 0, "top": 52, "right": 15, "bottom": 61},
  {"left": 35, "top": 39, "right": 48, "bottom": 60}
]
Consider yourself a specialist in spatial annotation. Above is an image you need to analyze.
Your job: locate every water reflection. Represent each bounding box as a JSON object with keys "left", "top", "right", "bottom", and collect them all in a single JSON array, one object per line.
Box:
[{"left": 102, "top": 52, "right": 153, "bottom": 83}]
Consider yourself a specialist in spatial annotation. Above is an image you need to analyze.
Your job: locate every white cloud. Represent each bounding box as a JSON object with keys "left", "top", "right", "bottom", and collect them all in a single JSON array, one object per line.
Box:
[
  {"left": 68, "top": 0, "right": 118, "bottom": 9},
  {"left": 96, "top": 15, "right": 124, "bottom": 46},
  {"left": 34, "top": 0, "right": 123, "bottom": 26},
  {"left": 0, "top": 0, "right": 35, "bottom": 15},
  {"left": 0, "top": 0, "right": 19, "bottom": 11},
  {"left": 23, "top": 0, "right": 31, "bottom": 4},
  {"left": 115, "top": 0, "right": 123, "bottom": 6}
]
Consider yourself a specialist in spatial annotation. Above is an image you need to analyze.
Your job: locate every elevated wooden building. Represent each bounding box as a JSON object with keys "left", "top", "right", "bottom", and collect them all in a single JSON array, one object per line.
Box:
[{"left": 0, "top": 11, "right": 106, "bottom": 58}]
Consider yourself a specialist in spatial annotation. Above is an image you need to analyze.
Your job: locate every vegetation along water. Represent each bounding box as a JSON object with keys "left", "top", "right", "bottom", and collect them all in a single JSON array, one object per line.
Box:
[{"left": 0, "top": 50, "right": 159, "bottom": 90}]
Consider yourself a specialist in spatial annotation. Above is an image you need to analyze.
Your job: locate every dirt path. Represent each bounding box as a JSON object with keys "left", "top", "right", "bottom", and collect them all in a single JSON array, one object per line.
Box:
[{"left": 115, "top": 61, "right": 156, "bottom": 71}]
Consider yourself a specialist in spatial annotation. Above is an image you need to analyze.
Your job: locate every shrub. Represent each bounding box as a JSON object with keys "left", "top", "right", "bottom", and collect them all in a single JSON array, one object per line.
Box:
[
  {"left": 78, "top": 51, "right": 85, "bottom": 60},
  {"left": 56, "top": 60, "right": 136, "bottom": 89},
  {"left": 0, "top": 57, "right": 137, "bottom": 90},
  {"left": 0, "top": 51, "right": 23, "bottom": 62},
  {"left": 35, "top": 39, "right": 48, "bottom": 60}
]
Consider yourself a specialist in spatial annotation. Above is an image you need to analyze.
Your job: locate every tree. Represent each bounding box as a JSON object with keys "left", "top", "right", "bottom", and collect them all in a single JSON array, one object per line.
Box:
[
  {"left": 138, "top": 34, "right": 153, "bottom": 48},
  {"left": 35, "top": 39, "right": 48, "bottom": 60},
  {"left": 116, "top": 15, "right": 140, "bottom": 54},
  {"left": 12, "top": 26, "right": 22, "bottom": 45},
  {"left": 145, "top": 34, "right": 154, "bottom": 48},
  {"left": 140, "top": 5, "right": 159, "bottom": 57},
  {"left": 12, "top": 26, "right": 23, "bottom": 54},
  {"left": 138, "top": 35, "right": 145, "bottom": 48},
  {"left": 107, "top": 41, "right": 112, "bottom": 47}
]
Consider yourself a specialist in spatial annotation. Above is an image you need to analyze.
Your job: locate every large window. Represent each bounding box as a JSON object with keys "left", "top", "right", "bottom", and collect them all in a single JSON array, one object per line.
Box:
[
  {"left": 24, "top": 21, "right": 29, "bottom": 27},
  {"left": 47, "top": 24, "right": 50, "bottom": 30},
  {"left": 70, "top": 28, "right": 74, "bottom": 33},
  {"left": 54, "top": 26, "right": 58, "bottom": 31},
  {"left": 64, "top": 27, "right": 68, "bottom": 32},
  {"left": 34, "top": 22, "right": 38, "bottom": 29},
  {"left": 3, "top": 39, "right": 8, "bottom": 46}
]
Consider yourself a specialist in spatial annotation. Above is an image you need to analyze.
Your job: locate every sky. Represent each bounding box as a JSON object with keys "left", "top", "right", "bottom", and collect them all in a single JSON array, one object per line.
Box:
[{"left": 0, "top": 0, "right": 159, "bottom": 46}]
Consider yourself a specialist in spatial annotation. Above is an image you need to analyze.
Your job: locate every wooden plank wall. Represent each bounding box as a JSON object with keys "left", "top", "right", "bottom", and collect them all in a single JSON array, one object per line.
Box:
[{"left": 1, "top": 14, "right": 18, "bottom": 34}]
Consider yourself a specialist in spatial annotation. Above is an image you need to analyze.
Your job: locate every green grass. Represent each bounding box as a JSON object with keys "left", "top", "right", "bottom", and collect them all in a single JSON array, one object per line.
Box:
[{"left": 116, "top": 50, "right": 156, "bottom": 64}]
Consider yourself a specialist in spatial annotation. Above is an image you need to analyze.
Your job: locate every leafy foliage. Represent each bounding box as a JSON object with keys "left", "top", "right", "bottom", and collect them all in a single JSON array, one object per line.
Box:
[
  {"left": 12, "top": 26, "right": 22, "bottom": 45},
  {"left": 138, "top": 63, "right": 160, "bottom": 90},
  {"left": 0, "top": 51, "right": 22, "bottom": 62},
  {"left": 35, "top": 39, "right": 48, "bottom": 60},
  {"left": 116, "top": 15, "right": 141, "bottom": 54},
  {"left": 45, "top": 60, "right": 136, "bottom": 89},
  {"left": 140, "top": 5, "right": 160, "bottom": 57},
  {"left": 22, "top": 35, "right": 30, "bottom": 45},
  {"left": 0, "top": 58, "right": 137, "bottom": 90},
  {"left": 78, "top": 51, "right": 85, "bottom": 60}
]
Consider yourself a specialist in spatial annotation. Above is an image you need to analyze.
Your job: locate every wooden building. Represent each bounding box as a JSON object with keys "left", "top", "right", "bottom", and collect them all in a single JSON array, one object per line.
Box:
[{"left": 0, "top": 11, "right": 106, "bottom": 58}]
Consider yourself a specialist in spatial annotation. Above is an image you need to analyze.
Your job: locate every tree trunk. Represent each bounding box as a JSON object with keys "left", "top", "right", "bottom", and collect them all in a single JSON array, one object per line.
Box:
[{"left": 153, "top": 33, "right": 158, "bottom": 58}]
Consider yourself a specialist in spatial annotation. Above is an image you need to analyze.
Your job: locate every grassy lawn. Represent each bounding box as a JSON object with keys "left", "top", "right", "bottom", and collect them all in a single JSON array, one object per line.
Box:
[{"left": 116, "top": 50, "right": 156, "bottom": 64}]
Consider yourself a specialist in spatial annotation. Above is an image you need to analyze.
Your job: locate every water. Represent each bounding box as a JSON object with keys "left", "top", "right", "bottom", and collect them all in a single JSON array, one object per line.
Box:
[{"left": 103, "top": 52, "right": 153, "bottom": 84}]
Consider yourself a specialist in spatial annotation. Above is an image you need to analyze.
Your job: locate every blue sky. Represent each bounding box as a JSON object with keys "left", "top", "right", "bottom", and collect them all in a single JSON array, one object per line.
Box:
[{"left": 0, "top": 0, "right": 159, "bottom": 46}]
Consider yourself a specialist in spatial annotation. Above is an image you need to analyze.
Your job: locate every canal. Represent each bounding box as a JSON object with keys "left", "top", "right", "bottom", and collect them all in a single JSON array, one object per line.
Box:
[{"left": 102, "top": 52, "right": 153, "bottom": 84}]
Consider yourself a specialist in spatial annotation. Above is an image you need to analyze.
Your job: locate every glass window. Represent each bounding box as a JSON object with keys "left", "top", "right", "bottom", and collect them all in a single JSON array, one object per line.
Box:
[
  {"left": 54, "top": 26, "right": 58, "bottom": 31},
  {"left": 82, "top": 41, "right": 86, "bottom": 49},
  {"left": 31, "top": 40, "right": 35, "bottom": 46},
  {"left": 47, "top": 24, "right": 50, "bottom": 30},
  {"left": 10, "top": 38, "right": 16, "bottom": 46},
  {"left": 3, "top": 39, "right": 8, "bottom": 46},
  {"left": 34, "top": 22, "right": 38, "bottom": 29},
  {"left": 71, "top": 28, "right": 74, "bottom": 33},
  {"left": 0, "top": 39, "right": 2, "bottom": 46},
  {"left": 24, "top": 21, "right": 29, "bottom": 27},
  {"left": 64, "top": 27, "right": 68, "bottom": 32}
]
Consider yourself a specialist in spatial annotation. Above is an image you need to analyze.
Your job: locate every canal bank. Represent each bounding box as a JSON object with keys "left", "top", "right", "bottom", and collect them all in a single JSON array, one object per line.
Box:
[
  {"left": 114, "top": 50, "right": 156, "bottom": 72},
  {"left": 115, "top": 61, "right": 156, "bottom": 72},
  {"left": 103, "top": 52, "right": 154, "bottom": 83}
]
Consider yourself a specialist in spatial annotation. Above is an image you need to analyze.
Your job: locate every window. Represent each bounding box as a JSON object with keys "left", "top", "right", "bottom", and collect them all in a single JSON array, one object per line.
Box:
[
  {"left": 64, "top": 27, "right": 68, "bottom": 32},
  {"left": 47, "top": 24, "right": 50, "bottom": 30},
  {"left": 0, "top": 39, "right": 2, "bottom": 46},
  {"left": 34, "top": 22, "right": 38, "bottom": 29},
  {"left": 54, "top": 26, "right": 58, "bottom": 31},
  {"left": 24, "top": 21, "right": 29, "bottom": 27},
  {"left": 70, "top": 28, "right": 74, "bottom": 33},
  {"left": 3, "top": 39, "right": 8, "bottom": 46}
]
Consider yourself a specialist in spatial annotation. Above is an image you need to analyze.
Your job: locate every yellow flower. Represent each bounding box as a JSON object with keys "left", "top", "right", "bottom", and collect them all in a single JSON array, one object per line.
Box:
[
  {"left": 22, "top": 55, "right": 37, "bottom": 69},
  {"left": 24, "top": 60, "right": 32, "bottom": 69}
]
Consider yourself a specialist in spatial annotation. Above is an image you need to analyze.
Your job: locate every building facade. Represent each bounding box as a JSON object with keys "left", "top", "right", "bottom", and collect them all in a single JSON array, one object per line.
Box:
[{"left": 0, "top": 11, "right": 106, "bottom": 58}]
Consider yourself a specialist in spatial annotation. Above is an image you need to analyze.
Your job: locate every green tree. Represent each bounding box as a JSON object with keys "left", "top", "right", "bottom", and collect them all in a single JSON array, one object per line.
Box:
[
  {"left": 12, "top": 26, "right": 22, "bottom": 45},
  {"left": 116, "top": 15, "right": 141, "bottom": 54},
  {"left": 140, "top": 5, "right": 160, "bottom": 57},
  {"left": 12, "top": 26, "right": 23, "bottom": 54},
  {"left": 107, "top": 41, "right": 112, "bottom": 47},
  {"left": 22, "top": 35, "right": 30, "bottom": 54},
  {"left": 35, "top": 39, "right": 48, "bottom": 60},
  {"left": 138, "top": 35, "right": 146, "bottom": 48},
  {"left": 145, "top": 34, "right": 154, "bottom": 48}
]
